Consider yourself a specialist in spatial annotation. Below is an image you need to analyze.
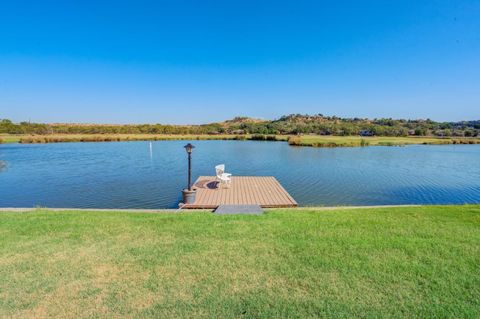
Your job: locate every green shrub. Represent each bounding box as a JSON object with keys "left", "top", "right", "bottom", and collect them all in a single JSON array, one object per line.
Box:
[
  {"left": 378, "top": 142, "right": 395, "bottom": 146},
  {"left": 312, "top": 142, "right": 340, "bottom": 147},
  {"left": 287, "top": 136, "right": 301, "bottom": 145},
  {"left": 360, "top": 139, "right": 370, "bottom": 147}
]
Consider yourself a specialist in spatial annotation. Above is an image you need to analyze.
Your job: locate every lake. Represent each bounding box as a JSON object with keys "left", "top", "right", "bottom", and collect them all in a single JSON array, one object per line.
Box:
[{"left": 1, "top": 141, "right": 479, "bottom": 208}]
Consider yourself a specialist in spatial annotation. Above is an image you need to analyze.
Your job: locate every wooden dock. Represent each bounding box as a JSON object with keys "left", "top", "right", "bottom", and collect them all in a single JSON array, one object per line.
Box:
[{"left": 183, "top": 176, "right": 297, "bottom": 209}]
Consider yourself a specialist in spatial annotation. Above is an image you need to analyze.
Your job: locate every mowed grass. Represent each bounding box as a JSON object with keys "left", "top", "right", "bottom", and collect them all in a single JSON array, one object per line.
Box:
[
  {"left": 0, "top": 205, "right": 479, "bottom": 318},
  {"left": 288, "top": 135, "right": 480, "bottom": 147}
]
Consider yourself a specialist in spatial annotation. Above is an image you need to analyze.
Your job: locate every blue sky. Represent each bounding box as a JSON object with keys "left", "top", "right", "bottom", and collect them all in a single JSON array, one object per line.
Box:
[{"left": 0, "top": 1, "right": 479, "bottom": 124}]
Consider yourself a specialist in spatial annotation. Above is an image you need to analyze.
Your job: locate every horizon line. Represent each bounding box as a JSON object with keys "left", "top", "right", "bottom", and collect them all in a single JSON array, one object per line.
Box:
[{"left": 3, "top": 114, "right": 480, "bottom": 126}]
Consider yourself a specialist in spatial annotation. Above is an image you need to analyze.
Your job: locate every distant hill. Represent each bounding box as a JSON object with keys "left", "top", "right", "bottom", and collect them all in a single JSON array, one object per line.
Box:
[
  {"left": 222, "top": 116, "right": 267, "bottom": 124},
  {"left": 1, "top": 115, "right": 479, "bottom": 137}
]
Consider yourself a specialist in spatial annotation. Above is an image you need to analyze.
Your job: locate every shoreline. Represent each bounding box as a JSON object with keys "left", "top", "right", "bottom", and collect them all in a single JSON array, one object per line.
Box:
[
  {"left": 1, "top": 133, "right": 479, "bottom": 147},
  {"left": 2, "top": 204, "right": 475, "bottom": 214}
]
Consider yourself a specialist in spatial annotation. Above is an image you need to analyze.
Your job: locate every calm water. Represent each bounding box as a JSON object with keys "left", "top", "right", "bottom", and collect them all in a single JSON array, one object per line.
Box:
[{"left": 1, "top": 141, "right": 479, "bottom": 208}]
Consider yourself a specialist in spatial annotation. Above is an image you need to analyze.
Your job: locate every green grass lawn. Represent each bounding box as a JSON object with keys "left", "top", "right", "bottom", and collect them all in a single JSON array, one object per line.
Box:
[
  {"left": 288, "top": 135, "right": 480, "bottom": 147},
  {"left": 1, "top": 205, "right": 479, "bottom": 318},
  {"left": 0, "top": 134, "right": 22, "bottom": 143}
]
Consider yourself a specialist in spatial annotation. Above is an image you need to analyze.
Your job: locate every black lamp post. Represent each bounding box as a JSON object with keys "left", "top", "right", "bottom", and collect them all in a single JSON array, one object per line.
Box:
[
  {"left": 184, "top": 143, "right": 195, "bottom": 191},
  {"left": 181, "top": 143, "right": 196, "bottom": 205}
]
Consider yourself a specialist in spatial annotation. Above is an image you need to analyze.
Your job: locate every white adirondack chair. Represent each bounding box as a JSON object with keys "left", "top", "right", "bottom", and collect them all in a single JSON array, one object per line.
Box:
[{"left": 215, "top": 164, "right": 232, "bottom": 188}]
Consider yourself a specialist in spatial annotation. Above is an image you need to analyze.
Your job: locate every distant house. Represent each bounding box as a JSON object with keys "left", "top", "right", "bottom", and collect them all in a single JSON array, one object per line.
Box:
[
  {"left": 359, "top": 130, "right": 374, "bottom": 136},
  {"left": 231, "top": 129, "right": 245, "bottom": 135}
]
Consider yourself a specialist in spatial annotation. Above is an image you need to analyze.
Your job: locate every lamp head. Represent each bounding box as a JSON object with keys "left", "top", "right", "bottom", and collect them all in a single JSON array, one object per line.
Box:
[{"left": 184, "top": 143, "right": 195, "bottom": 154}]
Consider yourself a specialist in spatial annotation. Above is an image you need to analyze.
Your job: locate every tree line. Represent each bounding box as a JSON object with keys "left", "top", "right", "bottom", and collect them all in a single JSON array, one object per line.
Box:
[{"left": 1, "top": 114, "right": 479, "bottom": 137}]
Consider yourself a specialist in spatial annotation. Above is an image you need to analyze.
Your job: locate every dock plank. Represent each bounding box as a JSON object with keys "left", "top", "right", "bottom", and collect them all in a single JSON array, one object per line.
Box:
[{"left": 185, "top": 176, "right": 297, "bottom": 209}]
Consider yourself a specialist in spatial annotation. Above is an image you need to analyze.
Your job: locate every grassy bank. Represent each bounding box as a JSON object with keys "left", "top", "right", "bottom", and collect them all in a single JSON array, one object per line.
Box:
[
  {"left": 0, "top": 134, "right": 288, "bottom": 144},
  {"left": 288, "top": 135, "right": 480, "bottom": 147},
  {"left": 0, "top": 134, "right": 24, "bottom": 143},
  {"left": 1, "top": 205, "right": 479, "bottom": 318},
  {"left": 1, "top": 133, "right": 479, "bottom": 147}
]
